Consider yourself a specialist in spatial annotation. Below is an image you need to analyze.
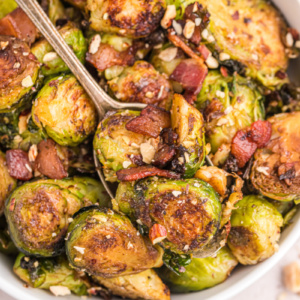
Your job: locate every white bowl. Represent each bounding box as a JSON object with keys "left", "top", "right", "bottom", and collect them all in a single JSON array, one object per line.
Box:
[{"left": 1, "top": 1, "right": 300, "bottom": 299}]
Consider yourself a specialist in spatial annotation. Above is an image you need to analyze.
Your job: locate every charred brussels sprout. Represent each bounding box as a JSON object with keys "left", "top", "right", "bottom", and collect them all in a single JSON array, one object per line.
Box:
[
  {"left": 66, "top": 206, "right": 163, "bottom": 277},
  {"left": 31, "top": 23, "right": 87, "bottom": 76},
  {"left": 171, "top": 94, "right": 205, "bottom": 177},
  {"left": 87, "top": 0, "right": 166, "bottom": 38},
  {"left": 227, "top": 195, "right": 283, "bottom": 265},
  {"left": 39, "top": 0, "right": 66, "bottom": 25},
  {"left": 14, "top": 253, "right": 89, "bottom": 295},
  {"left": 196, "top": 0, "right": 289, "bottom": 88},
  {"left": 0, "top": 151, "right": 16, "bottom": 215},
  {"left": 108, "top": 61, "right": 173, "bottom": 109},
  {"left": 158, "top": 246, "right": 238, "bottom": 292},
  {"left": 4, "top": 177, "right": 106, "bottom": 257},
  {"left": 0, "top": 36, "right": 41, "bottom": 113},
  {"left": 32, "top": 74, "right": 97, "bottom": 147},
  {"left": 116, "top": 177, "right": 222, "bottom": 255},
  {"left": 92, "top": 269, "right": 170, "bottom": 300},
  {"left": 93, "top": 110, "right": 151, "bottom": 182},
  {"left": 251, "top": 112, "right": 300, "bottom": 201},
  {"left": 0, "top": 0, "right": 18, "bottom": 18},
  {"left": 196, "top": 71, "right": 264, "bottom": 154}
]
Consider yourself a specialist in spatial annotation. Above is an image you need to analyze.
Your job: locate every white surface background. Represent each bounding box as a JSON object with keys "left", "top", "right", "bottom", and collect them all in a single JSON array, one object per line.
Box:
[{"left": 1, "top": 238, "right": 300, "bottom": 300}]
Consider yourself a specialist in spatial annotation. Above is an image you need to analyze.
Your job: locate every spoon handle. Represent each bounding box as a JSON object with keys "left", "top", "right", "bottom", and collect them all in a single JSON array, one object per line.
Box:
[{"left": 15, "top": 0, "right": 146, "bottom": 118}]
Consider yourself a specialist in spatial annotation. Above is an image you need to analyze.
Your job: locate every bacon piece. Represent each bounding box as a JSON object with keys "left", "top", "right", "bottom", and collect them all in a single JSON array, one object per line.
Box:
[
  {"left": 249, "top": 120, "right": 272, "bottom": 148},
  {"left": 149, "top": 224, "right": 167, "bottom": 245},
  {"left": 0, "top": 8, "right": 38, "bottom": 46},
  {"left": 6, "top": 150, "right": 33, "bottom": 181},
  {"left": 160, "top": 128, "right": 178, "bottom": 145},
  {"left": 197, "top": 44, "right": 210, "bottom": 60},
  {"left": 126, "top": 105, "right": 171, "bottom": 138},
  {"left": 231, "top": 120, "right": 272, "bottom": 168},
  {"left": 170, "top": 59, "right": 208, "bottom": 101},
  {"left": 35, "top": 139, "right": 68, "bottom": 179},
  {"left": 86, "top": 43, "right": 135, "bottom": 72},
  {"left": 116, "top": 166, "right": 180, "bottom": 181},
  {"left": 220, "top": 66, "right": 229, "bottom": 77},
  {"left": 153, "top": 145, "right": 176, "bottom": 168}
]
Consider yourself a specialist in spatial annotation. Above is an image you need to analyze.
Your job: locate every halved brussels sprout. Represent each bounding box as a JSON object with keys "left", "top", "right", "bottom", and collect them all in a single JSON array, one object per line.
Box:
[
  {"left": 227, "top": 195, "right": 283, "bottom": 265},
  {"left": 32, "top": 74, "right": 97, "bottom": 147},
  {"left": 0, "top": 217, "right": 18, "bottom": 255},
  {"left": 0, "top": 0, "right": 18, "bottom": 18},
  {"left": 39, "top": 0, "right": 66, "bottom": 25},
  {"left": 66, "top": 206, "right": 163, "bottom": 277},
  {"left": 196, "top": 71, "right": 264, "bottom": 154},
  {"left": 0, "top": 151, "right": 16, "bottom": 215},
  {"left": 0, "top": 36, "right": 41, "bottom": 113},
  {"left": 171, "top": 94, "right": 205, "bottom": 177},
  {"left": 31, "top": 22, "right": 87, "bottom": 76},
  {"left": 115, "top": 177, "right": 222, "bottom": 255},
  {"left": 108, "top": 61, "right": 173, "bottom": 109},
  {"left": 251, "top": 112, "right": 300, "bottom": 201},
  {"left": 92, "top": 269, "right": 170, "bottom": 300},
  {"left": 14, "top": 253, "right": 89, "bottom": 295},
  {"left": 196, "top": 0, "right": 289, "bottom": 88},
  {"left": 158, "top": 246, "right": 238, "bottom": 292},
  {"left": 87, "top": 0, "right": 166, "bottom": 38},
  {"left": 93, "top": 110, "right": 151, "bottom": 182}
]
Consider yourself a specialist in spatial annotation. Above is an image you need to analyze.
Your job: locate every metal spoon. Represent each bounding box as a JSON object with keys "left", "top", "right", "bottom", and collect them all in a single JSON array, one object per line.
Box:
[{"left": 15, "top": 0, "right": 147, "bottom": 198}]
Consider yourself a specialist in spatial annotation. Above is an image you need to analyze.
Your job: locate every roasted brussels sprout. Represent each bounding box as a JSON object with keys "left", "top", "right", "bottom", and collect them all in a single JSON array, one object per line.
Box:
[
  {"left": 66, "top": 206, "right": 163, "bottom": 277},
  {"left": 64, "top": 0, "right": 87, "bottom": 10},
  {"left": 108, "top": 61, "right": 173, "bottom": 109},
  {"left": 227, "top": 195, "right": 283, "bottom": 265},
  {"left": 39, "top": 0, "right": 66, "bottom": 25},
  {"left": 14, "top": 253, "right": 89, "bottom": 295},
  {"left": 87, "top": 0, "right": 166, "bottom": 38},
  {"left": 31, "top": 23, "right": 87, "bottom": 76},
  {"left": 0, "top": 36, "right": 41, "bottom": 113},
  {"left": 196, "top": 71, "right": 264, "bottom": 154},
  {"left": 0, "top": 0, "right": 18, "bottom": 19},
  {"left": 158, "top": 246, "right": 238, "bottom": 292},
  {"left": 195, "top": 0, "right": 289, "bottom": 88},
  {"left": 0, "top": 151, "right": 16, "bottom": 215},
  {"left": 93, "top": 269, "right": 170, "bottom": 300},
  {"left": 0, "top": 217, "right": 18, "bottom": 255},
  {"left": 32, "top": 74, "right": 97, "bottom": 147},
  {"left": 171, "top": 94, "right": 205, "bottom": 177},
  {"left": 93, "top": 110, "right": 151, "bottom": 182},
  {"left": 5, "top": 177, "right": 107, "bottom": 257},
  {"left": 251, "top": 112, "right": 300, "bottom": 201},
  {"left": 115, "top": 177, "right": 222, "bottom": 255}
]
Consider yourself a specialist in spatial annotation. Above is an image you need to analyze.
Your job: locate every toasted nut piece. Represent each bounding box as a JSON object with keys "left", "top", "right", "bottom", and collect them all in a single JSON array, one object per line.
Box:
[
  {"left": 149, "top": 224, "right": 167, "bottom": 245},
  {"left": 183, "top": 20, "right": 195, "bottom": 39},
  {"left": 283, "top": 261, "right": 300, "bottom": 293},
  {"left": 161, "top": 5, "right": 176, "bottom": 29}
]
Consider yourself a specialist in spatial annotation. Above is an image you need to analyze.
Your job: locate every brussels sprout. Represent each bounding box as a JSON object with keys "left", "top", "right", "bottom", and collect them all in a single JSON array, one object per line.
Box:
[
  {"left": 251, "top": 112, "right": 300, "bottom": 201},
  {"left": 0, "top": 229, "right": 18, "bottom": 255},
  {"left": 64, "top": 0, "right": 86, "bottom": 10},
  {"left": 0, "top": 151, "right": 16, "bottom": 215},
  {"left": 171, "top": 94, "right": 205, "bottom": 177},
  {"left": 32, "top": 74, "right": 97, "bottom": 147},
  {"left": 31, "top": 23, "right": 87, "bottom": 76},
  {"left": 158, "top": 246, "right": 238, "bottom": 292},
  {"left": 0, "top": 0, "right": 18, "bottom": 18},
  {"left": 92, "top": 269, "right": 170, "bottom": 300},
  {"left": 108, "top": 61, "right": 173, "bottom": 109},
  {"left": 93, "top": 110, "right": 151, "bottom": 182},
  {"left": 4, "top": 178, "right": 102, "bottom": 257},
  {"left": 14, "top": 253, "right": 89, "bottom": 295},
  {"left": 0, "top": 36, "right": 41, "bottom": 113},
  {"left": 196, "top": 71, "right": 264, "bottom": 154},
  {"left": 66, "top": 206, "right": 163, "bottom": 277},
  {"left": 115, "top": 177, "right": 222, "bottom": 255},
  {"left": 87, "top": 0, "right": 166, "bottom": 38},
  {"left": 39, "top": 0, "right": 66, "bottom": 25},
  {"left": 195, "top": 0, "right": 289, "bottom": 88},
  {"left": 227, "top": 195, "right": 283, "bottom": 265}
]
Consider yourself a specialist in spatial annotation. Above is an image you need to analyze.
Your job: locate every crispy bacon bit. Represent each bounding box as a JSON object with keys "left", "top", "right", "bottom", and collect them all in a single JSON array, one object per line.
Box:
[
  {"left": 153, "top": 144, "right": 176, "bottom": 168},
  {"left": 197, "top": 44, "right": 210, "bottom": 60},
  {"left": 231, "top": 120, "right": 272, "bottom": 168},
  {"left": 116, "top": 165, "right": 180, "bottom": 181},
  {"left": 0, "top": 8, "right": 38, "bottom": 46},
  {"left": 126, "top": 105, "right": 171, "bottom": 138},
  {"left": 203, "top": 99, "right": 224, "bottom": 122},
  {"left": 35, "top": 139, "right": 68, "bottom": 179},
  {"left": 231, "top": 10, "right": 239, "bottom": 20},
  {"left": 6, "top": 149, "right": 33, "bottom": 181},
  {"left": 275, "top": 70, "right": 287, "bottom": 80},
  {"left": 86, "top": 43, "right": 135, "bottom": 72},
  {"left": 288, "top": 28, "right": 300, "bottom": 41},
  {"left": 160, "top": 128, "right": 178, "bottom": 145},
  {"left": 220, "top": 66, "right": 229, "bottom": 77},
  {"left": 170, "top": 59, "right": 208, "bottom": 102},
  {"left": 149, "top": 224, "right": 168, "bottom": 245}
]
